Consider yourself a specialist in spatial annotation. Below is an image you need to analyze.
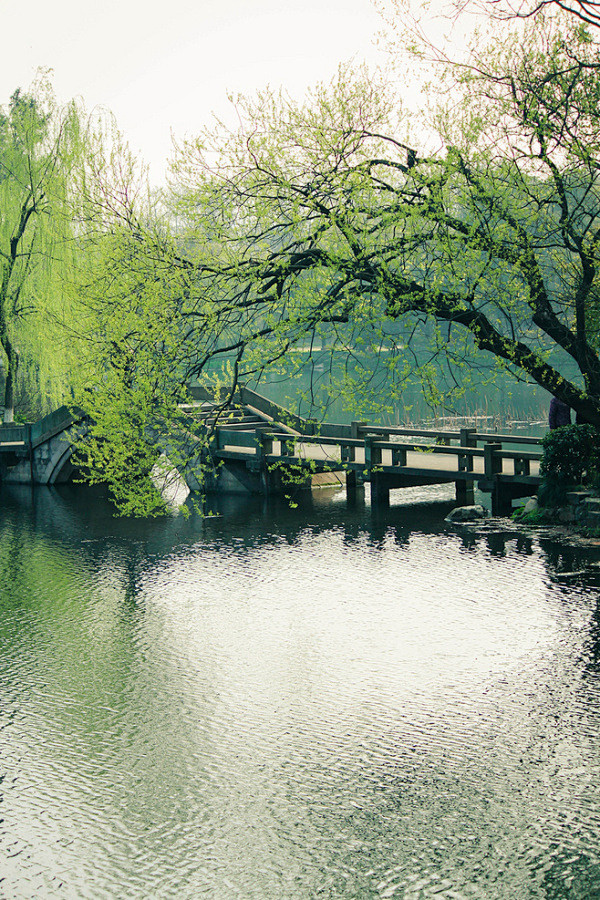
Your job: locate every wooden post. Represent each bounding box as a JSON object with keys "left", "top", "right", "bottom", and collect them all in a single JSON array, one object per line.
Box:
[
  {"left": 492, "top": 482, "right": 514, "bottom": 516},
  {"left": 364, "top": 434, "right": 373, "bottom": 471},
  {"left": 391, "top": 446, "right": 407, "bottom": 467},
  {"left": 364, "top": 435, "right": 382, "bottom": 470},
  {"left": 259, "top": 432, "right": 274, "bottom": 456},
  {"left": 256, "top": 432, "right": 270, "bottom": 495},
  {"left": 456, "top": 427, "right": 476, "bottom": 505},
  {"left": 484, "top": 442, "right": 503, "bottom": 478},
  {"left": 352, "top": 421, "right": 368, "bottom": 473},
  {"left": 346, "top": 468, "right": 357, "bottom": 495},
  {"left": 279, "top": 435, "right": 293, "bottom": 457},
  {"left": 484, "top": 442, "right": 509, "bottom": 515},
  {"left": 514, "top": 455, "right": 530, "bottom": 477},
  {"left": 342, "top": 440, "right": 360, "bottom": 495},
  {"left": 341, "top": 443, "right": 353, "bottom": 465},
  {"left": 455, "top": 479, "right": 474, "bottom": 506},
  {"left": 365, "top": 435, "right": 387, "bottom": 506},
  {"left": 460, "top": 427, "right": 477, "bottom": 448}
]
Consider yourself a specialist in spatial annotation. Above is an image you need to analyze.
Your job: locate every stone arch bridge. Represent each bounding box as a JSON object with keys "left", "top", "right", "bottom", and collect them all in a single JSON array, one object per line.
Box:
[{"left": 0, "top": 405, "right": 83, "bottom": 486}]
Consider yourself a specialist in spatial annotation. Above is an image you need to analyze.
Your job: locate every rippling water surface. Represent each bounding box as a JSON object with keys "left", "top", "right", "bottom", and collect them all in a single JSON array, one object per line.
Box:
[{"left": 2, "top": 482, "right": 600, "bottom": 899}]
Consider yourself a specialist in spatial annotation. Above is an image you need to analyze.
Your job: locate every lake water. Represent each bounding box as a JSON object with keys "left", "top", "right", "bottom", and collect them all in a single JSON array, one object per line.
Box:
[{"left": 2, "top": 482, "right": 600, "bottom": 899}]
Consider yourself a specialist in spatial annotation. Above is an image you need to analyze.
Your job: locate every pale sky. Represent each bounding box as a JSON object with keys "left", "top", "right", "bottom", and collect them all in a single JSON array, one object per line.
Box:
[{"left": 2, "top": 0, "right": 389, "bottom": 183}]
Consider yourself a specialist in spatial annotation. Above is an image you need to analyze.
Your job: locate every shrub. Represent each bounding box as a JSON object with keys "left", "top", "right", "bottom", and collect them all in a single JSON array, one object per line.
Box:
[
  {"left": 511, "top": 506, "right": 544, "bottom": 524},
  {"left": 538, "top": 424, "right": 599, "bottom": 506}
]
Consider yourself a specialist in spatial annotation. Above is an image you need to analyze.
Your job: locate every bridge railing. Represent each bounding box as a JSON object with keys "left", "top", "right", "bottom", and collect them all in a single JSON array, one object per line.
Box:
[
  {"left": 353, "top": 423, "right": 542, "bottom": 447},
  {"left": 1, "top": 406, "right": 83, "bottom": 461},
  {"left": 0, "top": 423, "right": 30, "bottom": 450},
  {"left": 30, "top": 405, "right": 81, "bottom": 449},
  {"left": 187, "top": 382, "right": 544, "bottom": 448},
  {"left": 213, "top": 426, "right": 542, "bottom": 482}
]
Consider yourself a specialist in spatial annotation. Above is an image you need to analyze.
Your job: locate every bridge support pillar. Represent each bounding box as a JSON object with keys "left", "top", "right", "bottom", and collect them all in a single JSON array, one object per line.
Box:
[
  {"left": 491, "top": 480, "right": 538, "bottom": 517},
  {"left": 455, "top": 479, "right": 475, "bottom": 506},
  {"left": 492, "top": 482, "right": 513, "bottom": 517},
  {"left": 346, "top": 469, "right": 364, "bottom": 495},
  {"left": 370, "top": 473, "right": 390, "bottom": 507},
  {"left": 345, "top": 470, "right": 365, "bottom": 509}
]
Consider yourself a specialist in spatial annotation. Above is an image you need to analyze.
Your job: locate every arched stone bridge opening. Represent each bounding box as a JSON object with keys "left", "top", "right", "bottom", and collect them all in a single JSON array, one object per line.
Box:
[{"left": 0, "top": 407, "right": 84, "bottom": 486}]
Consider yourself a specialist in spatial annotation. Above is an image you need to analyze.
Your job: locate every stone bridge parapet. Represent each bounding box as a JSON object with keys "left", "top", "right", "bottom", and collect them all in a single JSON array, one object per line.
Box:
[{"left": 0, "top": 406, "right": 84, "bottom": 485}]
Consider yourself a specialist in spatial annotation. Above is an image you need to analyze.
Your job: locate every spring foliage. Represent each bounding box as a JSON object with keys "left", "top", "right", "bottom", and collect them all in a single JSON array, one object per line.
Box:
[
  {"left": 67, "top": 15, "right": 600, "bottom": 511},
  {"left": 0, "top": 74, "right": 85, "bottom": 422}
]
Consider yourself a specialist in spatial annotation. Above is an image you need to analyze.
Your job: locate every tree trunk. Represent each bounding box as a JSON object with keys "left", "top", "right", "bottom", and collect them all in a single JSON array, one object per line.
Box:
[{"left": 2, "top": 345, "right": 18, "bottom": 424}]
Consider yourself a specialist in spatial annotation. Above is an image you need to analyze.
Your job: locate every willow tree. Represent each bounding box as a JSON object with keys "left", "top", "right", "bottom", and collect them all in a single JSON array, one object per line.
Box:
[
  {"left": 69, "top": 132, "right": 215, "bottom": 515},
  {"left": 0, "top": 76, "right": 83, "bottom": 423}
]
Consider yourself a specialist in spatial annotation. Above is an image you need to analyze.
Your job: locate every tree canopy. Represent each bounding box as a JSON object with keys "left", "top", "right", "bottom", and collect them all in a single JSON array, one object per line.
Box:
[
  {"left": 159, "top": 17, "right": 600, "bottom": 423},
  {"left": 68, "top": 12, "right": 600, "bottom": 510},
  {"left": 452, "top": 0, "right": 600, "bottom": 28}
]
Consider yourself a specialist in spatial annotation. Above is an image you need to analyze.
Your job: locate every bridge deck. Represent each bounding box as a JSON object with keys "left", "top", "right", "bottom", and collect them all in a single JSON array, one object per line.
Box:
[{"left": 218, "top": 440, "right": 541, "bottom": 479}]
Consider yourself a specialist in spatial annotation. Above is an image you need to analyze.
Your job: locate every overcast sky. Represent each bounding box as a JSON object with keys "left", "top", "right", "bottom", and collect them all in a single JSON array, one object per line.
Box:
[{"left": 2, "top": 0, "right": 389, "bottom": 182}]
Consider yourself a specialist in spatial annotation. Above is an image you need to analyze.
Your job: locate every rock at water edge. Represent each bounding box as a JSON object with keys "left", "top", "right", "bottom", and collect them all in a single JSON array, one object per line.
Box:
[{"left": 445, "top": 504, "right": 489, "bottom": 523}]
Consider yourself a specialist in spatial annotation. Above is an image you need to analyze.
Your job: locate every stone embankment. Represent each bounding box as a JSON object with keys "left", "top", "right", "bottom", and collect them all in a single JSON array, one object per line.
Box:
[{"left": 520, "top": 491, "right": 600, "bottom": 527}]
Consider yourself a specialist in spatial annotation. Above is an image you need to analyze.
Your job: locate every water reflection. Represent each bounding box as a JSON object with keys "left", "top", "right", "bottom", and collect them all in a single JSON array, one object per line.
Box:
[{"left": 1, "top": 483, "right": 600, "bottom": 898}]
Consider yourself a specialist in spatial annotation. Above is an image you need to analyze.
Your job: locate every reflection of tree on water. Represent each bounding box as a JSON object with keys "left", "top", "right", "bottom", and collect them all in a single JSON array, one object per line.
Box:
[
  {"left": 484, "top": 530, "right": 536, "bottom": 558},
  {"left": 6, "top": 480, "right": 600, "bottom": 592},
  {"left": 0, "top": 519, "right": 44, "bottom": 735},
  {"left": 449, "top": 525, "right": 536, "bottom": 558},
  {"left": 532, "top": 536, "right": 600, "bottom": 899},
  {"left": 0, "top": 488, "right": 230, "bottom": 898},
  {"left": 584, "top": 601, "right": 600, "bottom": 677},
  {"left": 538, "top": 846, "right": 600, "bottom": 900}
]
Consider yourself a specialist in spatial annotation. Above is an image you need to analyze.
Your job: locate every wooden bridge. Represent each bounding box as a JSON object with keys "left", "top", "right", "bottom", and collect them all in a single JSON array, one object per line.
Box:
[
  {"left": 184, "top": 387, "right": 542, "bottom": 515},
  {"left": 0, "top": 388, "right": 543, "bottom": 515}
]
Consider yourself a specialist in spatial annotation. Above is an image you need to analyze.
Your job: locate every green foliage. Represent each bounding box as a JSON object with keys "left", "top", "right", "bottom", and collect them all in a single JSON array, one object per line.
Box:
[
  {"left": 0, "top": 73, "right": 87, "bottom": 422},
  {"left": 71, "top": 220, "right": 197, "bottom": 516},
  {"left": 511, "top": 507, "right": 544, "bottom": 524},
  {"left": 537, "top": 479, "right": 571, "bottom": 508},
  {"left": 162, "top": 20, "right": 600, "bottom": 429},
  {"left": 73, "top": 420, "right": 166, "bottom": 517},
  {"left": 68, "top": 13, "right": 600, "bottom": 514},
  {"left": 540, "top": 424, "right": 597, "bottom": 483},
  {"left": 539, "top": 424, "right": 599, "bottom": 505}
]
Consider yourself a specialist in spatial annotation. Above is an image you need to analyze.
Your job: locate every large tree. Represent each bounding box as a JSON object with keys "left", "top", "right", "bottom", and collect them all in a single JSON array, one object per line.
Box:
[
  {"left": 163, "top": 17, "right": 600, "bottom": 424},
  {"left": 449, "top": 0, "right": 600, "bottom": 28}
]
